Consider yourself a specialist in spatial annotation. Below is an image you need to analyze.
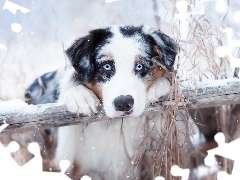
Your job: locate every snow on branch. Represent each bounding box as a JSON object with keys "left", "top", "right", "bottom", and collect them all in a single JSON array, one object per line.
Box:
[{"left": 1, "top": 78, "right": 240, "bottom": 134}]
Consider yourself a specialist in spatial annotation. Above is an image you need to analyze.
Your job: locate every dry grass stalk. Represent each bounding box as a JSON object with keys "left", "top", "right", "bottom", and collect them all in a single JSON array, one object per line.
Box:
[{"left": 125, "top": 70, "right": 195, "bottom": 179}]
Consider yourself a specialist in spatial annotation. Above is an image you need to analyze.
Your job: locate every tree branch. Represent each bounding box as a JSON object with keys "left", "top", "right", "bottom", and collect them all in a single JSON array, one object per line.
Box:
[{"left": 1, "top": 78, "right": 240, "bottom": 134}]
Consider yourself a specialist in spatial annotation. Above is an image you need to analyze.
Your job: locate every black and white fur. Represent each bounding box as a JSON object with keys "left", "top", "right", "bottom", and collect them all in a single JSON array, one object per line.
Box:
[
  {"left": 26, "top": 25, "right": 179, "bottom": 180},
  {"left": 59, "top": 26, "right": 177, "bottom": 117}
]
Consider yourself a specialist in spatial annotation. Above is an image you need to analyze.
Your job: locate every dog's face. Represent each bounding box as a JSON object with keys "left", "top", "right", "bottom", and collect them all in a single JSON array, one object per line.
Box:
[{"left": 66, "top": 26, "right": 178, "bottom": 118}]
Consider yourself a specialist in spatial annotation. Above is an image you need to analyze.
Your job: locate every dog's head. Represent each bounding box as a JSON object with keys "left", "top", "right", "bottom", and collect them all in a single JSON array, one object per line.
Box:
[{"left": 66, "top": 26, "right": 178, "bottom": 118}]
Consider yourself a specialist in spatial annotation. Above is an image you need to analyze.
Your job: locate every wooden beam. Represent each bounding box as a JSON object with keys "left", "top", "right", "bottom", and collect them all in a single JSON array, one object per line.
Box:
[
  {"left": 1, "top": 78, "right": 240, "bottom": 134},
  {"left": 0, "top": 103, "right": 109, "bottom": 134},
  {"left": 182, "top": 78, "right": 240, "bottom": 108}
]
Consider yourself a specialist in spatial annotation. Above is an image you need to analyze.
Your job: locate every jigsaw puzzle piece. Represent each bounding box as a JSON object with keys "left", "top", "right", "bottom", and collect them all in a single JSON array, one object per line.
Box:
[
  {"left": 0, "top": 126, "right": 72, "bottom": 180},
  {"left": 217, "top": 171, "right": 236, "bottom": 180},
  {"left": 234, "top": 11, "right": 240, "bottom": 22},
  {"left": 204, "top": 151, "right": 217, "bottom": 167},
  {"left": 175, "top": 0, "right": 227, "bottom": 22},
  {"left": 175, "top": 0, "right": 206, "bottom": 22},
  {"left": 231, "top": 161, "right": 240, "bottom": 179},
  {"left": 59, "top": 159, "right": 70, "bottom": 173},
  {"left": 205, "top": 133, "right": 240, "bottom": 179},
  {"left": 105, "top": 0, "right": 119, "bottom": 3},
  {"left": 154, "top": 176, "right": 165, "bottom": 180},
  {"left": 81, "top": 175, "right": 92, "bottom": 180},
  {"left": 216, "top": 28, "right": 240, "bottom": 68},
  {"left": 223, "top": 28, "right": 240, "bottom": 48},
  {"left": 215, "top": 0, "right": 226, "bottom": 12},
  {"left": 175, "top": 1, "right": 188, "bottom": 21},
  {"left": 0, "top": 140, "right": 21, "bottom": 179},
  {"left": 22, "top": 142, "right": 42, "bottom": 173},
  {"left": 0, "top": 123, "right": 8, "bottom": 132},
  {"left": 18, "top": 143, "right": 72, "bottom": 179},
  {"left": 2, "top": 0, "right": 30, "bottom": 15},
  {"left": 0, "top": 44, "right": 7, "bottom": 51},
  {"left": 205, "top": 133, "right": 240, "bottom": 163},
  {"left": 0, "top": 124, "right": 22, "bottom": 179},
  {"left": 170, "top": 165, "right": 190, "bottom": 180},
  {"left": 38, "top": 160, "right": 72, "bottom": 180}
]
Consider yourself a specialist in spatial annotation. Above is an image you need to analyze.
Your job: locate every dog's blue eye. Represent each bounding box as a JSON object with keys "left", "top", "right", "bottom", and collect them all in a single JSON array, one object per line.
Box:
[
  {"left": 103, "top": 64, "right": 111, "bottom": 71},
  {"left": 135, "top": 63, "right": 143, "bottom": 71}
]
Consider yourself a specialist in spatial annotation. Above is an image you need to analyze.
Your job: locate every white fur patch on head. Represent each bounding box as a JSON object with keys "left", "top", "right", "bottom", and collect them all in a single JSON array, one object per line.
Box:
[
  {"left": 98, "top": 26, "right": 149, "bottom": 63},
  {"left": 97, "top": 26, "right": 149, "bottom": 117}
]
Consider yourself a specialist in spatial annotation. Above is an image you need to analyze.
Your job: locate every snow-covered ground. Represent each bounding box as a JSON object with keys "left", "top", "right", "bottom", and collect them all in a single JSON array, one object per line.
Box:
[{"left": 0, "top": 0, "right": 239, "bottom": 100}]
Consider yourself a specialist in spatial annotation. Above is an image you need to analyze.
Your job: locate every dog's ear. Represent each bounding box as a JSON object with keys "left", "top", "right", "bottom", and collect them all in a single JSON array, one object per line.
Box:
[
  {"left": 66, "top": 36, "right": 94, "bottom": 83},
  {"left": 143, "top": 26, "right": 179, "bottom": 71},
  {"left": 66, "top": 28, "right": 112, "bottom": 83}
]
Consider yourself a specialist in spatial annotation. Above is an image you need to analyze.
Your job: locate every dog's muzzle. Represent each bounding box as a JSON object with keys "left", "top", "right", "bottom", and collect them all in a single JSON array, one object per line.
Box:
[{"left": 113, "top": 95, "right": 134, "bottom": 112}]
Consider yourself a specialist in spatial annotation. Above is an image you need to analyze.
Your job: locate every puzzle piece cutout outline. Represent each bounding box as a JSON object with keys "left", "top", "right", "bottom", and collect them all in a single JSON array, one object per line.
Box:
[
  {"left": 205, "top": 132, "right": 240, "bottom": 180},
  {"left": 1, "top": 0, "right": 30, "bottom": 50},
  {"left": 175, "top": 0, "right": 240, "bottom": 71},
  {"left": 175, "top": 0, "right": 227, "bottom": 22},
  {"left": 0, "top": 44, "right": 7, "bottom": 51},
  {"left": 105, "top": 0, "right": 119, "bottom": 3},
  {"left": 154, "top": 165, "right": 190, "bottom": 180},
  {"left": 0, "top": 124, "right": 91, "bottom": 180},
  {"left": 2, "top": 0, "right": 30, "bottom": 15},
  {"left": 0, "top": 123, "right": 189, "bottom": 180},
  {"left": 1, "top": 0, "right": 30, "bottom": 35},
  {"left": 234, "top": 11, "right": 240, "bottom": 22},
  {"left": 216, "top": 28, "right": 240, "bottom": 68}
]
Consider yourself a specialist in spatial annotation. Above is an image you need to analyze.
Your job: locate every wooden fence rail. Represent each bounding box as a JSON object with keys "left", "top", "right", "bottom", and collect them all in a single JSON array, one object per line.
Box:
[{"left": 1, "top": 78, "right": 240, "bottom": 134}]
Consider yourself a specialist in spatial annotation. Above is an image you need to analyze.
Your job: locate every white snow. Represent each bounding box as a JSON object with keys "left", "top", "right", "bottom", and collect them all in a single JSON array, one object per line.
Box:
[
  {"left": 181, "top": 78, "right": 240, "bottom": 90},
  {"left": 0, "top": 99, "right": 64, "bottom": 122},
  {"left": 2, "top": 0, "right": 30, "bottom": 15},
  {"left": 0, "top": 99, "right": 28, "bottom": 113}
]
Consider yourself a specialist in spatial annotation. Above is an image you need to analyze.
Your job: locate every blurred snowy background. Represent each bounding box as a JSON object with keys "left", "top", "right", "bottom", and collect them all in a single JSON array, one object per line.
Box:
[{"left": 0, "top": 0, "right": 240, "bottom": 100}]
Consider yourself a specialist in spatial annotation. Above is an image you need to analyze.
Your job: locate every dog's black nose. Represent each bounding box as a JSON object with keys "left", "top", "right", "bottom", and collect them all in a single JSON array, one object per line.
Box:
[{"left": 113, "top": 95, "right": 134, "bottom": 111}]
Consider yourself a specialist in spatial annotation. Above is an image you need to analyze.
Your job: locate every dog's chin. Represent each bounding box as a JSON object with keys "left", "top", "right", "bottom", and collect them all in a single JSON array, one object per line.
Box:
[{"left": 105, "top": 109, "right": 143, "bottom": 118}]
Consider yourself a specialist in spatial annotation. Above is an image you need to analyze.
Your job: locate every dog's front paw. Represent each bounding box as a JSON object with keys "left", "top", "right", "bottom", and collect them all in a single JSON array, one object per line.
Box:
[
  {"left": 59, "top": 85, "right": 100, "bottom": 116},
  {"left": 146, "top": 76, "right": 171, "bottom": 104}
]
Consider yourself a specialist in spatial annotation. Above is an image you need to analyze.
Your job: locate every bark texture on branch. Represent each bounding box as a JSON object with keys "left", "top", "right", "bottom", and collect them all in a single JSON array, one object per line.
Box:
[{"left": 1, "top": 78, "right": 240, "bottom": 134}]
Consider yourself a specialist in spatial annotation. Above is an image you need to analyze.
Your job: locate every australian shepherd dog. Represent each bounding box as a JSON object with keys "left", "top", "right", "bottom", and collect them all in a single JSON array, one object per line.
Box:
[{"left": 25, "top": 25, "right": 182, "bottom": 180}]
